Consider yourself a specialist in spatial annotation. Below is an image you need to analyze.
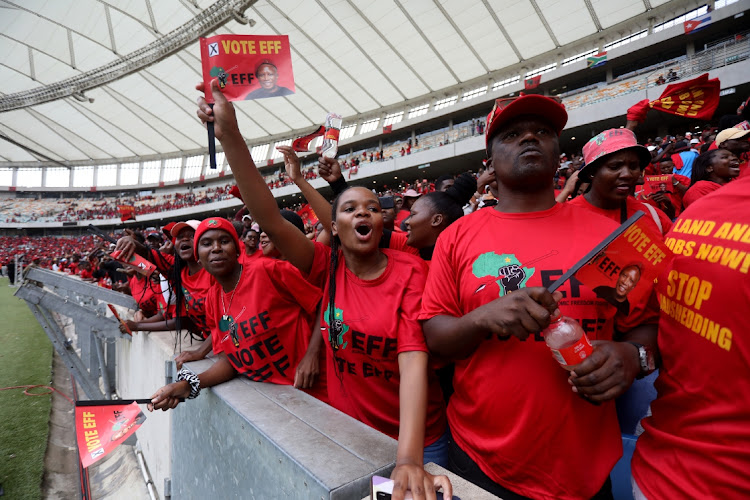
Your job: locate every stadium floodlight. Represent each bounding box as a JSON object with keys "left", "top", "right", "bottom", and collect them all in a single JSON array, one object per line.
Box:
[{"left": 0, "top": 0, "right": 258, "bottom": 113}]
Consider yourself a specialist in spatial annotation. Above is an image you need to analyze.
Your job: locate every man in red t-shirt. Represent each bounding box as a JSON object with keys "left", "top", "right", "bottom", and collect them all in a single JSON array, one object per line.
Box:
[
  {"left": 631, "top": 174, "right": 750, "bottom": 499},
  {"left": 420, "top": 94, "right": 659, "bottom": 500}
]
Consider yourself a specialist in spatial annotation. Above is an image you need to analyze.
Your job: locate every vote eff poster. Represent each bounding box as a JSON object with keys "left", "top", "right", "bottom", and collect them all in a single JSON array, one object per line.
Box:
[
  {"left": 574, "top": 217, "right": 672, "bottom": 315},
  {"left": 75, "top": 401, "right": 146, "bottom": 468},
  {"left": 200, "top": 34, "right": 295, "bottom": 103}
]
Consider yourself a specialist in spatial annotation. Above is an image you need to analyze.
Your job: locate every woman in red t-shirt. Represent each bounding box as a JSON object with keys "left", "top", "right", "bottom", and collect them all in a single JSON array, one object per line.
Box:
[
  {"left": 404, "top": 173, "right": 476, "bottom": 262},
  {"left": 149, "top": 217, "right": 326, "bottom": 404},
  {"left": 196, "top": 79, "right": 451, "bottom": 500},
  {"left": 683, "top": 149, "right": 740, "bottom": 209},
  {"left": 239, "top": 225, "right": 261, "bottom": 264},
  {"left": 570, "top": 128, "right": 672, "bottom": 236},
  {"left": 114, "top": 221, "right": 214, "bottom": 366}
]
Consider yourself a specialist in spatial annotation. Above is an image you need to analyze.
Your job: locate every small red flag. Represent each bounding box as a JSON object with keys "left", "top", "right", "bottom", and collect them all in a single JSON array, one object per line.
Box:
[
  {"left": 117, "top": 205, "right": 135, "bottom": 222},
  {"left": 297, "top": 204, "right": 318, "bottom": 225},
  {"left": 383, "top": 124, "right": 393, "bottom": 134},
  {"left": 649, "top": 73, "right": 720, "bottom": 120},
  {"left": 524, "top": 75, "right": 541, "bottom": 90},
  {"left": 575, "top": 217, "right": 672, "bottom": 311},
  {"left": 292, "top": 125, "right": 325, "bottom": 152},
  {"left": 75, "top": 401, "right": 146, "bottom": 468}
]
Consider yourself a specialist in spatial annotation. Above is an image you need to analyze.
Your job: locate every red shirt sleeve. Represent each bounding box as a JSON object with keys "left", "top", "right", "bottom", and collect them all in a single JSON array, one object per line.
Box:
[
  {"left": 388, "top": 231, "right": 420, "bottom": 256},
  {"left": 395, "top": 255, "right": 429, "bottom": 353},
  {"left": 265, "top": 259, "right": 322, "bottom": 315},
  {"left": 147, "top": 248, "right": 175, "bottom": 277},
  {"left": 305, "top": 241, "right": 331, "bottom": 289},
  {"left": 419, "top": 230, "right": 462, "bottom": 321}
]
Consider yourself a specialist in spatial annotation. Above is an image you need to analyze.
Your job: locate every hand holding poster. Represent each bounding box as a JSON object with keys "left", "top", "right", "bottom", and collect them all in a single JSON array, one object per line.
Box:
[
  {"left": 642, "top": 174, "right": 674, "bottom": 197},
  {"left": 75, "top": 401, "right": 146, "bottom": 468},
  {"left": 574, "top": 217, "right": 673, "bottom": 315},
  {"left": 200, "top": 35, "right": 295, "bottom": 103}
]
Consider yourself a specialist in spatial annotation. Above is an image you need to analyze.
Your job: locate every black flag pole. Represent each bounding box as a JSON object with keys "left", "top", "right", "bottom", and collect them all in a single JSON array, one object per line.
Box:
[
  {"left": 547, "top": 211, "right": 645, "bottom": 293},
  {"left": 75, "top": 398, "right": 184, "bottom": 406},
  {"left": 208, "top": 103, "right": 217, "bottom": 169}
]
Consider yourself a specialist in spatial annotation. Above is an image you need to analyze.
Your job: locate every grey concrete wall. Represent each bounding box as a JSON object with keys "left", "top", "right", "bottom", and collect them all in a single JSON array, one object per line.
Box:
[
  {"left": 171, "top": 358, "right": 398, "bottom": 500},
  {"left": 117, "top": 331, "right": 196, "bottom": 499}
]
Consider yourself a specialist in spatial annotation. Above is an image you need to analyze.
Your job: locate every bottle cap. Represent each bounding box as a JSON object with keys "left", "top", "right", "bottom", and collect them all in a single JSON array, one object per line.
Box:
[{"left": 549, "top": 309, "right": 562, "bottom": 322}]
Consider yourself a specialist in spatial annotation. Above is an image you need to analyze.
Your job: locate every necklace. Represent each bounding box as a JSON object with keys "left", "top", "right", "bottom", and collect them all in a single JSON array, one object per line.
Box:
[{"left": 219, "top": 265, "right": 242, "bottom": 347}]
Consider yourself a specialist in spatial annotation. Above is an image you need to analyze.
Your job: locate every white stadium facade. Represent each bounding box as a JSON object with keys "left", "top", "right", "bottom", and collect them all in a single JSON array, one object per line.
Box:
[{"left": 0, "top": 0, "right": 748, "bottom": 234}]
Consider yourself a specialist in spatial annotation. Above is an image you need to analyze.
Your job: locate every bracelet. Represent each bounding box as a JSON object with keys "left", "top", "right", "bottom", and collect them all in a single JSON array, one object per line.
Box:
[{"left": 177, "top": 367, "right": 201, "bottom": 399}]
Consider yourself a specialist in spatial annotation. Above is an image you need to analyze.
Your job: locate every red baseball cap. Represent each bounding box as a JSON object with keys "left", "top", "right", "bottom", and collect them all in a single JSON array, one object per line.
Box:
[
  {"left": 162, "top": 222, "right": 177, "bottom": 238},
  {"left": 193, "top": 217, "right": 241, "bottom": 260},
  {"left": 580, "top": 128, "right": 651, "bottom": 181},
  {"left": 485, "top": 94, "right": 568, "bottom": 153}
]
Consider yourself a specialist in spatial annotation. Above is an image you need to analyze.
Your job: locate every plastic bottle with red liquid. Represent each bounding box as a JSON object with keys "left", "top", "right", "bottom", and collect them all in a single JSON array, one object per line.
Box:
[
  {"left": 544, "top": 312, "right": 593, "bottom": 370},
  {"left": 320, "top": 112, "right": 342, "bottom": 158}
]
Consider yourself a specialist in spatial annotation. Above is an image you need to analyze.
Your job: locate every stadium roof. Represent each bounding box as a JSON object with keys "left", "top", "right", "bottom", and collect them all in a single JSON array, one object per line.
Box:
[{"left": 0, "top": 0, "right": 695, "bottom": 166}]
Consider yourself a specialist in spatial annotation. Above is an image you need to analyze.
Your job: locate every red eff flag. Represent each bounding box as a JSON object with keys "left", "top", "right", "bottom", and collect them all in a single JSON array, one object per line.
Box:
[
  {"left": 524, "top": 75, "right": 541, "bottom": 90},
  {"left": 575, "top": 217, "right": 672, "bottom": 311},
  {"left": 75, "top": 402, "right": 146, "bottom": 468},
  {"left": 292, "top": 125, "right": 325, "bottom": 152},
  {"left": 118, "top": 205, "right": 135, "bottom": 222},
  {"left": 200, "top": 35, "right": 294, "bottom": 103},
  {"left": 649, "top": 73, "right": 720, "bottom": 120},
  {"left": 297, "top": 204, "right": 318, "bottom": 225}
]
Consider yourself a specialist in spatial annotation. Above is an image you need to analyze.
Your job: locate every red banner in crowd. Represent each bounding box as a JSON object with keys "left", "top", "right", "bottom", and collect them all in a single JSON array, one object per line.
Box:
[
  {"left": 524, "top": 75, "right": 541, "bottom": 90},
  {"left": 118, "top": 205, "right": 135, "bottom": 222},
  {"left": 292, "top": 125, "right": 325, "bottom": 152},
  {"left": 642, "top": 174, "right": 673, "bottom": 197},
  {"left": 575, "top": 217, "right": 672, "bottom": 311},
  {"left": 649, "top": 73, "right": 720, "bottom": 120},
  {"left": 75, "top": 401, "right": 146, "bottom": 468},
  {"left": 297, "top": 204, "right": 318, "bottom": 226},
  {"left": 383, "top": 124, "right": 393, "bottom": 134},
  {"left": 200, "top": 35, "right": 295, "bottom": 103}
]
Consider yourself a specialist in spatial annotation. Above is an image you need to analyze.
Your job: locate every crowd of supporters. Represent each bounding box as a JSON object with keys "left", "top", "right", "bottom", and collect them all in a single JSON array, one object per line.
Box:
[{"left": 4, "top": 67, "right": 750, "bottom": 499}]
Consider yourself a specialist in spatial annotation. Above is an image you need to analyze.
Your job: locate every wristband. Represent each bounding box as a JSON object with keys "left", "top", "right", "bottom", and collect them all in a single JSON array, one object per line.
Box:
[
  {"left": 328, "top": 176, "right": 349, "bottom": 196},
  {"left": 177, "top": 367, "right": 201, "bottom": 399}
]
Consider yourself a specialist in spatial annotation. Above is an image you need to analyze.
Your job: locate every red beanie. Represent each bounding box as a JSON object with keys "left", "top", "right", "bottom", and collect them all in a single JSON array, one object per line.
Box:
[{"left": 193, "top": 217, "right": 241, "bottom": 260}]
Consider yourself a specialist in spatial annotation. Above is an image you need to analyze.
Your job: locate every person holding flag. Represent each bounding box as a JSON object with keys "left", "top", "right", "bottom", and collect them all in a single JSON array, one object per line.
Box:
[
  {"left": 149, "top": 216, "right": 327, "bottom": 408},
  {"left": 196, "top": 78, "right": 451, "bottom": 500},
  {"left": 419, "top": 94, "right": 660, "bottom": 500},
  {"left": 570, "top": 129, "right": 672, "bottom": 236}
]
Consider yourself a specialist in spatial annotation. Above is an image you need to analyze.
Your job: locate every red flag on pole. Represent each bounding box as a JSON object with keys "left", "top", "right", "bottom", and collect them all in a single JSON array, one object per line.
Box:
[
  {"left": 199, "top": 35, "right": 295, "bottom": 103},
  {"left": 383, "top": 124, "right": 393, "bottom": 134},
  {"left": 292, "top": 125, "right": 325, "bottom": 152},
  {"left": 649, "top": 73, "right": 720, "bottom": 120},
  {"left": 118, "top": 205, "right": 135, "bottom": 222},
  {"left": 75, "top": 401, "right": 146, "bottom": 468},
  {"left": 297, "top": 204, "right": 319, "bottom": 225},
  {"left": 574, "top": 217, "right": 672, "bottom": 311},
  {"left": 524, "top": 75, "right": 541, "bottom": 90}
]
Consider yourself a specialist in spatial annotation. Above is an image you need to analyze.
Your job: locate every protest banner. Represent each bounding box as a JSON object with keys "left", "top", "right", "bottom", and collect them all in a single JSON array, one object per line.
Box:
[{"left": 75, "top": 401, "right": 146, "bottom": 468}]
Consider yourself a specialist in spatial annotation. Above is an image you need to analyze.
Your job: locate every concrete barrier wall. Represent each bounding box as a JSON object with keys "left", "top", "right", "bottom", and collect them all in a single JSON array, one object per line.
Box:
[
  {"left": 118, "top": 331, "right": 190, "bottom": 499},
  {"left": 170, "top": 358, "right": 398, "bottom": 500},
  {"left": 118, "top": 343, "right": 400, "bottom": 500}
]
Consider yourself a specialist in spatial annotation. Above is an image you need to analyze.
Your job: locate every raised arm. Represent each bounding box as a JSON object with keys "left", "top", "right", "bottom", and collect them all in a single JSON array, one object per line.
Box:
[
  {"left": 196, "top": 80, "right": 315, "bottom": 274},
  {"left": 276, "top": 145, "right": 333, "bottom": 232}
]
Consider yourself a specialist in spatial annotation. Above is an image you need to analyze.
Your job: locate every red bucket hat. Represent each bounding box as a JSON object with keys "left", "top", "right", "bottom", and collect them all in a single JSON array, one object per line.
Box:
[
  {"left": 193, "top": 217, "right": 241, "bottom": 260},
  {"left": 580, "top": 128, "right": 651, "bottom": 182},
  {"left": 485, "top": 94, "right": 568, "bottom": 154}
]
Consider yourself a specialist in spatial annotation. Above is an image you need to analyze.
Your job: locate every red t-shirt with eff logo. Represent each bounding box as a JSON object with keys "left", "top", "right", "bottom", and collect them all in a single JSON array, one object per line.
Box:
[
  {"left": 148, "top": 249, "right": 213, "bottom": 337},
  {"left": 208, "top": 258, "right": 324, "bottom": 397},
  {"left": 632, "top": 175, "right": 750, "bottom": 499},
  {"left": 306, "top": 242, "right": 446, "bottom": 445},
  {"left": 419, "top": 203, "right": 658, "bottom": 500}
]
